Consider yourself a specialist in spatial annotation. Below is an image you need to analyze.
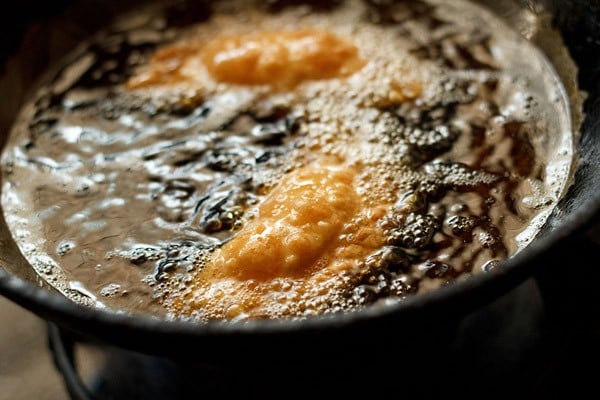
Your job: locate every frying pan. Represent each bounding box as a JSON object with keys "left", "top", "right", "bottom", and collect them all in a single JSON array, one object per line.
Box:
[{"left": 0, "top": 0, "right": 598, "bottom": 372}]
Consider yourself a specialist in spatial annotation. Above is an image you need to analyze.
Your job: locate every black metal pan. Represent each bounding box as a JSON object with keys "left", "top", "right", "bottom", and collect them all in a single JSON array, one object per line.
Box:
[{"left": 0, "top": 0, "right": 598, "bottom": 372}]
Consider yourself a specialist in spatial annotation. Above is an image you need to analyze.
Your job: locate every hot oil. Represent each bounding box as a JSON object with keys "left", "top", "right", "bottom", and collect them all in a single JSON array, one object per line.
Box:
[{"left": 0, "top": 0, "right": 575, "bottom": 320}]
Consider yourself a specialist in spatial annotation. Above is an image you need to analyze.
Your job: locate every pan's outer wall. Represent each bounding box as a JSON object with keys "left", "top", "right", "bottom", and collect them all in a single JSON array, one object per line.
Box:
[{"left": 0, "top": 0, "right": 598, "bottom": 363}]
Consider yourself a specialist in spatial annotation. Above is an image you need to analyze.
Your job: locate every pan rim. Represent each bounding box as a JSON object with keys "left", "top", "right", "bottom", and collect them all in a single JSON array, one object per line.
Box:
[{"left": 0, "top": 0, "right": 599, "bottom": 347}]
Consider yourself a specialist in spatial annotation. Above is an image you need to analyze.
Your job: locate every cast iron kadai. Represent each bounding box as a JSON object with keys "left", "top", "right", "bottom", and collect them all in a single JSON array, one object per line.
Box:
[{"left": 0, "top": 0, "right": 598, "bottom": 368}]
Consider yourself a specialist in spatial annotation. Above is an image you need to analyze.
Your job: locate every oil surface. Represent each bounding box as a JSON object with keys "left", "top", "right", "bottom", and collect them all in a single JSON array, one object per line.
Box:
[{"left": 1, "top": 0, "right": 575, "bottom": 320}]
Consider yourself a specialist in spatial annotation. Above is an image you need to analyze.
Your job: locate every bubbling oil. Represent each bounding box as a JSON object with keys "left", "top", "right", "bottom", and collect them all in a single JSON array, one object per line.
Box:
[{"left": 0, "top": 0, "right": 575, "bottom": 321}]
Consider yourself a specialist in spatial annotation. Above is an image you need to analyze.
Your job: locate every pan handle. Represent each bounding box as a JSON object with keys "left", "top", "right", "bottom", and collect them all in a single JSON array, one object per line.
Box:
[{"left": 47, "top": 323, "right": 98, "bottom": 400}]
